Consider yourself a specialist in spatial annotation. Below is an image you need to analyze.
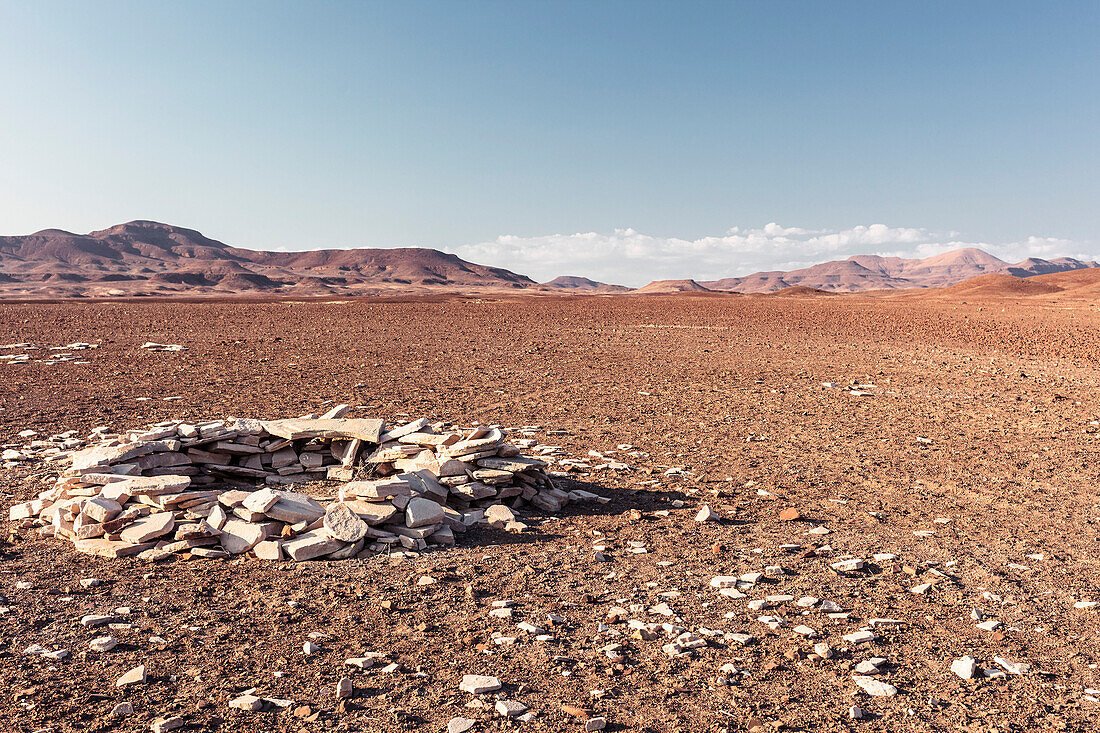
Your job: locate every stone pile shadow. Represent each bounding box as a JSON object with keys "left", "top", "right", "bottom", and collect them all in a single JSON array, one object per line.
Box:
[{"left": 451, "top": 474, "right": 691, "bottom": 549}]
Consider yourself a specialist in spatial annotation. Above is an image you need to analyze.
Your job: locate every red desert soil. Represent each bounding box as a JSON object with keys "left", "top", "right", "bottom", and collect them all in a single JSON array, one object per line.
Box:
[{"left": 2, "top": 294, "right": 1100, "bottom": 732}]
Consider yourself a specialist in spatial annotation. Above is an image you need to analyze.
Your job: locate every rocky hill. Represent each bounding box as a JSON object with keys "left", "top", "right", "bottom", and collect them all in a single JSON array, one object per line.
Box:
[
  {"left": 701, "top": 248, "right": 1098, "bottom": 293},
  {"left": 0, "top": 221, "right": 535, "bottom": 298},
  {"left": 541, "top": 276, "right": 631, "bottom": 293}
]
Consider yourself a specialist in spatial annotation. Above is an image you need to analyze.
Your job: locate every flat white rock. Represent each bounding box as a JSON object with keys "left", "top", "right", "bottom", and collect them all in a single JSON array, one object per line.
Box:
[
  {"left": 460, "top": 674, "right": 502, "bottom": 694},
  {"left": 447, "top": 718, "right": 477, "bottom": 733},
  {"left": 853, "top": 676, "right": 897, "bottom": 696}
]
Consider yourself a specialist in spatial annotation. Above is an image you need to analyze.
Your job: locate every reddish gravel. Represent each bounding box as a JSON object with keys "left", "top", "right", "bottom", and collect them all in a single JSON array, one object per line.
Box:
[{"left": 1, "top": 294, "right": 1099, "bottom": 733}]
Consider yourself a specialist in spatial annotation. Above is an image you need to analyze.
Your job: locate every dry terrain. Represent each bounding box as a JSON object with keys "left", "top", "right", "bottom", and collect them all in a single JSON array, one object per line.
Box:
[
  {"left": 2, "top": 293, "right": 1100, "bottom": 733},
  {"left": 4, "top": 221, "right": 1099, "bottom": 298}
]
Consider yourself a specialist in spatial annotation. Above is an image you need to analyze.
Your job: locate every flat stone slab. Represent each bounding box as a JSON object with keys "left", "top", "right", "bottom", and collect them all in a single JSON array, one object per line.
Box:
[
  {"left": 345, "top": 477, "right": 414, "bottom": 500},
  {"left": 406, "top": 497, "right": 445, "bottom": 528},
  {"left": 82, "top": 496, "right": 122, "bottom": 522},
  {"left": 242, "top": 488, "right": 281, "bottom": 513},
  {"left": 284, "top": 530, "right": 344, "bottom": 561},
  {"left": 459, "top": 674, "right": 502, "bottom": 694},
  {"left": 264, "top": 492, "right": 325, "bottom": 523},
  {"left": 70, "top": 442, "right": 156, "bottom": 471},
  {"left": 262, "top": 418, "right": 383, "bottom": 443},
  {"left": 475, "top": 456, "right": 547, "bottom": 473},
  {"left": 343, "top": 500, "right": 398, "bottom": 525},
  {"left": 324, "top": 502, "right": 369, "bottom": 542},
  {"left": 220, "top": 519, "right": 266, "bottom": 554},
  {"left": 119, "top": 512, "right": 175, "bottom": 543},
  {"left": 74, "top": 538, "right": 156, "bottom": 558},
  {"left": 117, "top": 475, "right": 192, "bottom": 496}
]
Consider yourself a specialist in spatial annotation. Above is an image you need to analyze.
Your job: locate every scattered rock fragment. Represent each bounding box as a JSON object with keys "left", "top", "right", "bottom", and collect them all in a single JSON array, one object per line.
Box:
[
  {"left": 447, "top": 718, "right": 477, "bottom": 733},
  {"left": 994, "top": 657, "right": 1031, "bottom": 675},
  {"left": 89, "top": 636, "right": 118, "bottom": 652},
  {"left": 116, "top": 664, "right": 146, "bottom": 687},
  {"left": 951, "top": 656, "right": 978, "bottom": 679},
  {"left": 460, "top": 674, "right": 502, "bottom": 694},
  {"left": 229, "top": 694, "right": 263, "bottom": 711},
  {"left": 110, "top": 702, "right": 133, "bottom": 718},
  {"left": 150, "top": 716, "right": 185, "bottom": 733},
  {"left": 694, "top": 505, "right": 716, "bottom": 522},
  {"left": 495, "top": 700, "right": 527, "bottom": 717},
  {"left": 853, "top": 676, "right": 897, "bottom": 696}
]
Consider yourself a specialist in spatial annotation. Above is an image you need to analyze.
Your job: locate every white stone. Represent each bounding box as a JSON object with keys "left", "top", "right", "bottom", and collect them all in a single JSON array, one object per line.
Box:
[
  {"left": 853, "top": 676, "right": 896, "bottom": 696},
  {"left": 219, "top": 520, "right": 265, "bottom": 554},
  {"left": 830, "top": 558, "right": 865, "bottom": 572},
  {"left": 323, "top": 502, "right": 369, "bottom": 542},
  {"left": 229, "top": 694, "right": 263, "bottom": 711},
  {"left": 495, "top": 699, "right": 527, "bottom": 717},
  {"left": 151, "top": 716, "right": 185, "bottom": 733},
  {"left": 284, "top": 530, "right": 344, "bottom": 561},
  {"left": 951, "top": 656, "right": 977, "bottom": 679},
  {"left": 460, "top": 674, "right": 502, "bottom": 694},
  {"left": 89, "top": 635, "right": 118, "bottom": 652},
  {"left": 694, "top": 505, "right": 716, "bottom": 522},
  {"left": 484, "top": 504, "right": 516, "bottom": 525},
  {"left": 994, "top": 656, "right": 1031, "bottom": 675},
  {"left": 345, "top": 655, "right": 383, "bottom": 669},
  {"left": 405, "top": 497, "right": 445, "bottom": 528},
  {"left": 116, "top": 664, "right": 146, "bottom": 687},
  {"left": 119, "top": 512, "right": 175, "bottom": 544},
  {"left": 81, "top": 614, "right": 116, "bottom": 628},
  {"left": 242, "top": 488, "right": 281, "bottom": 513},
  {"left": 447, "top": 718, "right": 477, "bottom": 733}
]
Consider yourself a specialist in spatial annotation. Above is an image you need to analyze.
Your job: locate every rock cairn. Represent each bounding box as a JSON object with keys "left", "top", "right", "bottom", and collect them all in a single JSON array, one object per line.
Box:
[{"left": 8, "top": 408, "right": 598, "bottom": 561}]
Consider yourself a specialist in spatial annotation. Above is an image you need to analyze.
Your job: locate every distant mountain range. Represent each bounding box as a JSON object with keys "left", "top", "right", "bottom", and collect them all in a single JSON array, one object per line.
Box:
[
  {"left": 0, "top": 221, "right": 1096, "bottom": 298},
  {"left": 698, "top": 248, "right": 1098, "bottom": 292},
  {"left": 0, "top": 221, "right": 534, "bottom": 297}
]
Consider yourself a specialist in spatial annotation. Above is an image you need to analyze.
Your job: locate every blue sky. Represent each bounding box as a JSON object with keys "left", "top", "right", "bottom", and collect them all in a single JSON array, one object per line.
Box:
[{"left": 1, "top": 1, "right": 1097, "bottom": 285}]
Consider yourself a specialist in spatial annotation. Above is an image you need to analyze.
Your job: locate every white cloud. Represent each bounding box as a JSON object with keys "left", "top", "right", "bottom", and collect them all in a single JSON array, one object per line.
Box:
[{"left": 445, "top": 224, "right": 1095, "bottom": 287}]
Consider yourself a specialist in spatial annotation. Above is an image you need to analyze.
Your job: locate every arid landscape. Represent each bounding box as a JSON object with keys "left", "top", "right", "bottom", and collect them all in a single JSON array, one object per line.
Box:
[
  {"left": 5, "top": 2, "right": 1098, "bottom": 731},
  {"left": 3, "top": 292, "right": 1100, "bottom": 732},
  {"left": 4, "top": 221, "right": 1100, "bottom": 299}
]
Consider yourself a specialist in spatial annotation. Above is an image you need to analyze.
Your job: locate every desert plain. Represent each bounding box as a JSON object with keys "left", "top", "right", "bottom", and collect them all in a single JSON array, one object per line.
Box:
[{"left": 2, "top": 291, "right": 1100, "bottom": 733}]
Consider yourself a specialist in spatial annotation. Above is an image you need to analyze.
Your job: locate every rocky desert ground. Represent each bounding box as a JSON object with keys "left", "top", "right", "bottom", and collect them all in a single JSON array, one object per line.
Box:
[{"left": 3, "top": 292, "right": 1100, "bottom": 733}]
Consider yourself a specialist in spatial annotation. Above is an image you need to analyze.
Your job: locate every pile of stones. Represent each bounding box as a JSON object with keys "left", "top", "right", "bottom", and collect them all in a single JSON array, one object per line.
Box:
[{"left": 8, "top": 407, "right": 601, "bottom": 562}]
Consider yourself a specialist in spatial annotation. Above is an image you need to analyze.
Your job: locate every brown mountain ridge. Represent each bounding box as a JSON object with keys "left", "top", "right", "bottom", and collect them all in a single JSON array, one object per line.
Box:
[
  {"left": 0, "top": 221, "right": 535, "bottom": 298},
  {"left": 1, "top": 221, "right": 1097, "bottom": 299},
  {"left": 700, "top": 247, "right": 1098, "bottom": 293}
]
